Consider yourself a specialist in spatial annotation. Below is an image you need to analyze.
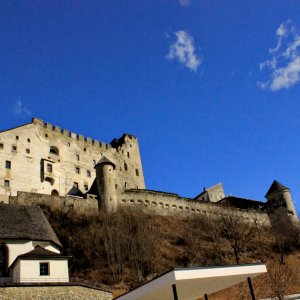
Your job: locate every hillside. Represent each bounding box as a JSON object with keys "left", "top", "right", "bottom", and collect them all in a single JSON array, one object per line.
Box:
[{"left": 41, "top": 205, "right": 300, "bottom": 299}]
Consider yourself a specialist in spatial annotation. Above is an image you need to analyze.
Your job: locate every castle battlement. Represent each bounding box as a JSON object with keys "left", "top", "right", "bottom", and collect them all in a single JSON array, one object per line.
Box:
[{"left": 32, "top": 117, "right": 114, "bottom": 150}]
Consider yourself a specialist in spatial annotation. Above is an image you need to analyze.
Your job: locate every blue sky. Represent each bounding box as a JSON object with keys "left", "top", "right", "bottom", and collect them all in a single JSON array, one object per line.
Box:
[{"left": 1, "top": 1, "right": 300, "bottom": 214}]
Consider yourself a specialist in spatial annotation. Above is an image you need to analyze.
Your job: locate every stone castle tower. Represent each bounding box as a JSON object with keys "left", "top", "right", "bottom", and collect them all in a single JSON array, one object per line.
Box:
[
  {"left": 265, "top": 180, "right": 299, "bottom": 224},
  {"left": 0, "top": 117, "right": 145, "bottom": 203},
  {"left": 95, "top": 157, "right": 117, "bottom": 213}
]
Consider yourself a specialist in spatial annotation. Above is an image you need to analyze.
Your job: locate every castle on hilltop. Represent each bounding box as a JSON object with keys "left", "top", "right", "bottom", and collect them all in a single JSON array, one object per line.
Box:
[{"left": 0, "top": 118, "right": 298, "bottom": 225}]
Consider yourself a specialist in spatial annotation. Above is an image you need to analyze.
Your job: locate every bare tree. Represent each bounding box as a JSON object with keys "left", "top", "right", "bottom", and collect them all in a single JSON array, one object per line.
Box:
[
  {"left": 221, "top": 211, "right": 255, "bottom": 264},
  {"left": 266, "top": 261, "right": 295, "bottom": 300}
]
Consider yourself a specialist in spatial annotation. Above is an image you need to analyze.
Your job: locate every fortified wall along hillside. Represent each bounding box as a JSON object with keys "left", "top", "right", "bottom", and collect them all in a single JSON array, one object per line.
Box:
[{"left": 0, "top": 117, "right": 299, "bottom": 226}]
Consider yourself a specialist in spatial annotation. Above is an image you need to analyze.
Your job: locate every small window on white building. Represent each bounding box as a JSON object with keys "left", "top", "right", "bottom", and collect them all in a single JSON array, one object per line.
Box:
[
  {"left": 75, "top": 167, "right": 80, "bottom": 174},
  {"left": 87, "top": 170, "right": 91, "bottom": 177},
  {"left": 0, "top": 143, "right": 3, "bottom": 149},
  {"left": 124, "top": 163, "right": 128, "bottom": 171},
  {"left": 15, "top": 136, "right": 19, "bottom": 140},
  {"left": 27, "top": 138, "right": 31, "bottom": 143},
  {"left": 76, "top": 154, "right": 80, "bottom": 161},
  {"left": 11, "top": 145, "right": 17, "bottom": 152},
  {"left": 5, "top": 161, "right": 11, "bottom": 169},
  {"left": 4, "top": 180, "right": 9, "bottom": 188},
  {"left": 135, "top": 169, "right": 139, "bottom": 176},
  {"left": 26, "top": 148, "right": 30, "bottom": 154},
  {"left": 40, "top": 262, "right": 49, "bottom": 276},
  {"left": 84, "top": 184, "right": 88, "bottom": 191}
]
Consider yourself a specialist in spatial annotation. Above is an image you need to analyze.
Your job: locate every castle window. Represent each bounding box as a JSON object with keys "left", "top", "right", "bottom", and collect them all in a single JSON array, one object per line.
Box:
[
  {"left": 4, "top": 180, "right": 9, "bottom": 188},
  {"left": 87, "top": 170, "right": 91, "bottom": 177},
  {"left": 45, "top": 134, "right": 48, "bottom": 138},
  {"left": 124, "top": 163, "right": 128, "bottom": 171},
  {"left": 84, "top": 148, "right": 86, "bottom": 152},
  {"left": 74, "top": 182, "right": 78, "bottom": 188},
  {"left": 76, "top": 154, "right": 80, "bottom": 161},
  {"left": 15, "top": 136, "right": 19, "bottom": 140},
  {"left": 0, "top": 143, "right": 3, "bottom": 149},
  {"left": 47, "top": 164, "right": 52, "bottom": 173},
  {"left": 84, "top": 184, "right": 88, "bottom": 191},
  {"left": 11, "top": 145, "right": 17, "bottom": 152},
  {"left": 135, "top": 169, "right": 139, "bottom": 176},
  {"left": 27, "top": 138, "right": 30, "bottom": 143},
  {"left": 125, "top": 182, "right": 127, "bottom": 188},
  {"left": 127, "top": 152, "right": 130, "bottom": 158},
  {"left": 75, "top": 167, "right": 80, "bottom": 174},
  {"left": 5, "top": 161, "right": 11, "bottom": 169},
  {"left": 26, "top": 148, "right": 30, "bottom": 154},
  {"left": 49, "top": 146, "right": 59, "bottom": 155},
  {"left": 40, "top": 263, "right": 49, "bottom": 276}
]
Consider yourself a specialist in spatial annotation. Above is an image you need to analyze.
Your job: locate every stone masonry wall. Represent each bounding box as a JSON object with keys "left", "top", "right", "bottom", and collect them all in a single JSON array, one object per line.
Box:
[
  {"left": 10, "top": 191, "right": 98, "bottom": 215},
  {"left": 120, "top": 189, "right": 271, "bottom": 225},
  {"left": 0, "top": 286, "right": 112, "bottom": 300}
]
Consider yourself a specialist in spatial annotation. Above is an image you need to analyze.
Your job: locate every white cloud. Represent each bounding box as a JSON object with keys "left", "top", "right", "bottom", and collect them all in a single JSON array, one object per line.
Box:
[
  {"left": 178, "top": 0, "right": 192, "bottom": 7},
  {"left": 13, "top": 100, "right": 32, "bottom": 118},
  {"left": 258, "top": 20, "right": 300, "bottom": 91},
  {"left": 166, "top": 30, "right": 203, "bottom": 72}
]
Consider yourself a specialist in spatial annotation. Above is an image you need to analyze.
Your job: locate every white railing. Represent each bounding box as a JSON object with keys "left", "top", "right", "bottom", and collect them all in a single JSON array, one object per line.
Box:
[{"left": 20, "top": 277, "right": 69, "bottom": 283}]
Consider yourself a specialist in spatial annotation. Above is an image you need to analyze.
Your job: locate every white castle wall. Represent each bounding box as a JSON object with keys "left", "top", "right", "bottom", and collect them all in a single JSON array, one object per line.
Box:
[{"left": 0, "top": 118, "right": 145, "bottom": 197}]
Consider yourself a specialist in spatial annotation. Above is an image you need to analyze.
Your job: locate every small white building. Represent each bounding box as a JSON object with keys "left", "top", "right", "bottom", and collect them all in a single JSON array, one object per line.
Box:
[{"left": 0, "top": 203, "right": 70, "bottom": 284}]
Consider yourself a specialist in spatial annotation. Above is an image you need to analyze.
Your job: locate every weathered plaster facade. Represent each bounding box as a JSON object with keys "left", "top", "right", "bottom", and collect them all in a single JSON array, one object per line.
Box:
[{"left": 0, "top": 117, "right": 144, "bottom": 199}]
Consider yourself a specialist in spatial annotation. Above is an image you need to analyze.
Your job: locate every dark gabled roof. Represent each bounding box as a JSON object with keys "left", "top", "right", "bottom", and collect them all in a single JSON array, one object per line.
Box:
[
  {"left": 265, "top": 180, "right": 289, "bottom": 197},
  {"left": 85, "top": 179, "right": 98, "bottom": 196},
  {"left": 94, "top": 156, "right": 116, "bottom": 169},
  {"left": 0, "top": 204, "right": 62, "bottom": 248},
  {"left": 67, "top": 186, "right": 84, "bottom": 198},
  {"left": 18, "top": 246, "right": 69, "bottom": 259},
  {"left": 217, "top": 196, "right": 266, "bottom": 210}
]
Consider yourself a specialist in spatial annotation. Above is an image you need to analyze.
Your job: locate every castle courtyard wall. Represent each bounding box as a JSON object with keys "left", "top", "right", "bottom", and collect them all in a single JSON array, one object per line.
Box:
[
  {"left": 120, "top": 189, "right": 271, "bottom": 225},
  {"left": 10, "top": 191, "right": 99, "bottom": 214}
]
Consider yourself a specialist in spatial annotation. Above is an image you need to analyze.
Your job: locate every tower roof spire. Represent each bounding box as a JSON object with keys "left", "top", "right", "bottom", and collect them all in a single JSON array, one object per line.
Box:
[
  {"left": 94, "top": 156, "right": 116, "bottom": 170},
  {"left": 265, "top": 180, "right": 289, "bottom": 197}
]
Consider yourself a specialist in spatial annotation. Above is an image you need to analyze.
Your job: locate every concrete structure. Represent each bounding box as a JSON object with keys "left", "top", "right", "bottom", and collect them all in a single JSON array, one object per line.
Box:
[
  {"left": 0, "top": 118, "right": 298, "bottom": 225},
  {"left": 0, "top": 204, "right": 70, "bottom": 284},
  {"left": 114, "top": 264, "right": 267, "bottom": 300}
]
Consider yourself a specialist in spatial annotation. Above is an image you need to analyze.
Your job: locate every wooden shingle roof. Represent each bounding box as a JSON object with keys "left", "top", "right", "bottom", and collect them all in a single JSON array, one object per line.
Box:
[{"left": 0, "top": 204, "right": 62, "bottom": 248}]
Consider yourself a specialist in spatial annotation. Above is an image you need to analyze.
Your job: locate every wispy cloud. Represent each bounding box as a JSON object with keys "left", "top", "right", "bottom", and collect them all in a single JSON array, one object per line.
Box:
[
  {"left": 178, "top": 0, "right": 192, "bottom": 7},
  {"left": 258, "top": 20, "right": 300, "bottom": 91},
  {"left": 166, "top": 30, "right": 203, "bottom": 72},
  {"left": 13, "top": 100, "right": 32, "bottom": 118}
]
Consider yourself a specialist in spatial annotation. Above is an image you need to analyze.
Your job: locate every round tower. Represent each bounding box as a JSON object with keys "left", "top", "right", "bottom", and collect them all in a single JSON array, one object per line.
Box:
[
  {"left": 265, "top": 180, "right": 299, "bottom": 224},
  {"left": 94, "top": 156, "right": 117, "bottom": 213}
]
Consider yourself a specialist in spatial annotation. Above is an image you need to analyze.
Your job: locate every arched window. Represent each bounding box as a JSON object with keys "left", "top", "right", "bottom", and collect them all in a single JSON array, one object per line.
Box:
[
  {"left": 51, "top": 189, "right": 59, "bottom": 196},
  {"left": 49, "top": 146, "right": 59, "bottom": 155},
  {"left": 0, "top": 243, "right": 8, "bottom": 277}
]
